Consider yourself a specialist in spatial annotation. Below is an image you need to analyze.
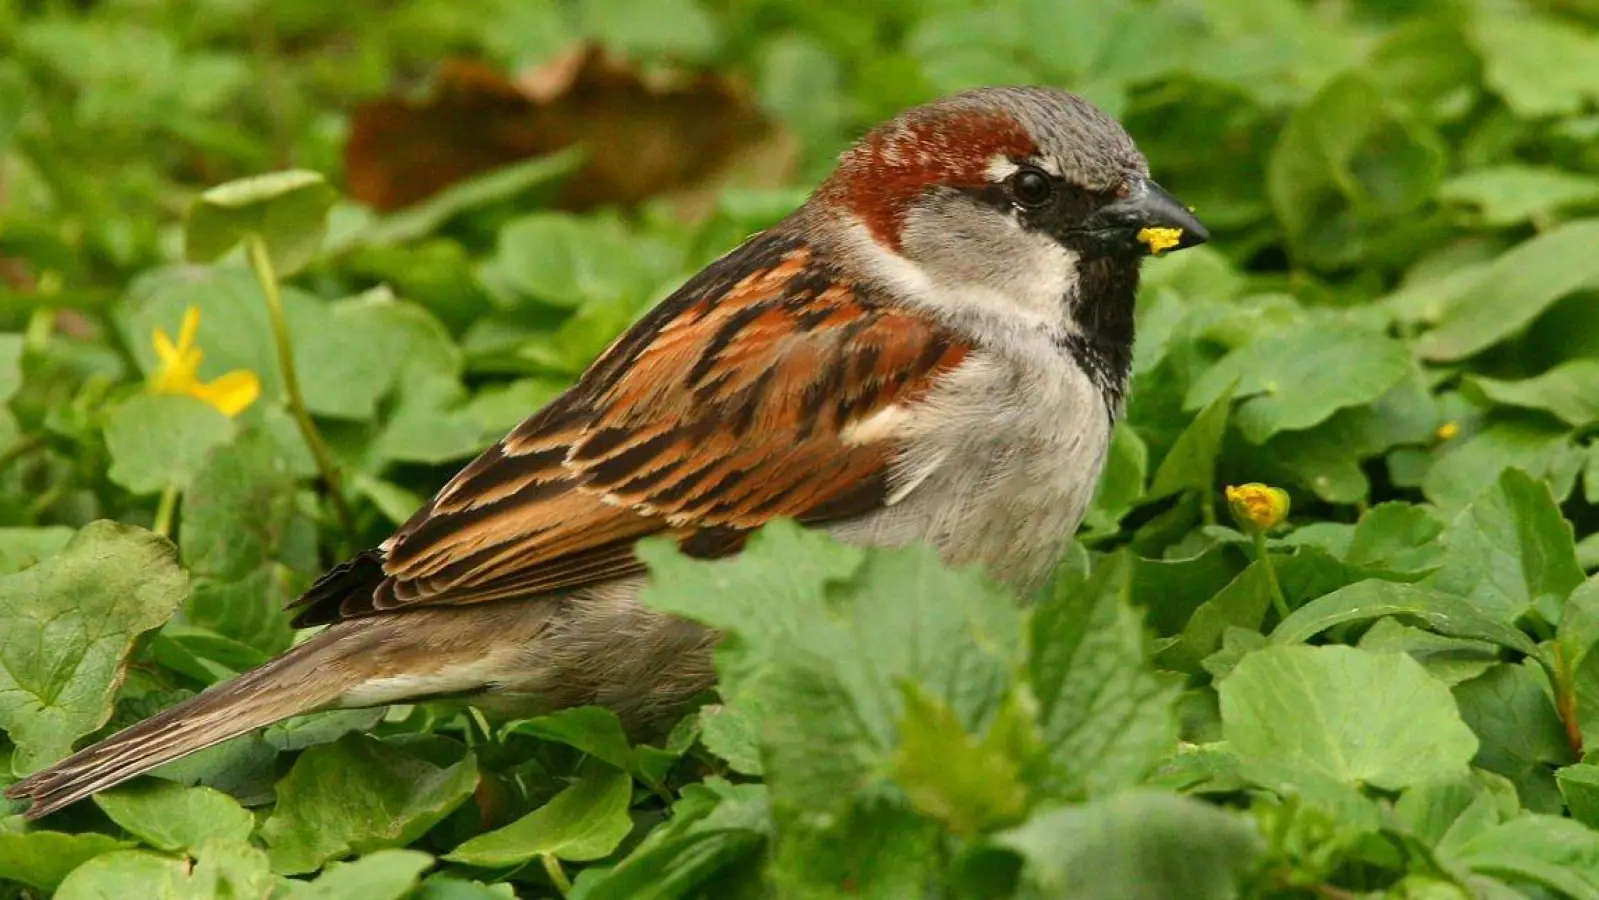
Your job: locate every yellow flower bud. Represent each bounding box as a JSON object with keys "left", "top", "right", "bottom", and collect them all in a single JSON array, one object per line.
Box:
[
  {"left": 1225, "top": 483, "right": 1290, "bottom": 532},
  {"left": 1436, "top": 422, "right": 1459, "bottom": 441}
]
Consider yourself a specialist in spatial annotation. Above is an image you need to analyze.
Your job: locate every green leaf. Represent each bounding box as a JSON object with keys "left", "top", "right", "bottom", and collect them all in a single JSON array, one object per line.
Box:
[
  {"left": 1357, "top": 619, "right": 1498, "bottom": 686},
  {"left": 508, "top": 706, "right": 634, "bottom": 775},
  {"left": 1270, "top": 579, "right": 1537, "bottom": 655},
  {"left": 766, "top": 789, "right": 940, "bottom": 899},
  {"left": 1467, "top": 360, "right": 1599, "bottom": 427},
  {"left": 1344, "top": 502, "right": 1446, "bottom": 575},
  {"left": 188, "top": 838, "right": 276, "bottom": 899},
  {"left": 638, "top": 521, "right": 863, "bottom": 694},
  {"left": 1185, "top": 321, "right": 1409, "bottom": 442},
  {"left": 103, "top": 393, "right": 236, "bottom": 494},
  {"left": 1159, "top": 560, "right": 1276, "bottom": 673},
  {"left": 1423, "top": 467, "right": 1584, "bottom": 622},
  {"left": 1395, "top": 773, "right": 1509, "bottom": 857},
  {"left": 52, "top": 850, "right": 190, "bottom": 900},
  {"left": 347, "top": 148, "right": 585, "bottom": 249},
  {"left": 580, "top": 0, "right": 718, "bottom": 60},
  {"left": 0, "top": 830, "right": 129, "bottom": 892},
  {"left": 1452, "top": 814, "right": 1599, "bottom": 898},
  {"left": 1453, "top": 663, "right": 1571, "bottom": 813},
  {"left": 643, "top": 525, "right": 1017, "bottom": 896},
  {"left": 0, "top": 526, "right": 76, "bottom": 575},
  {"left": 94, "top": 780, "right": 253, "bottom": 852},
  {"left": 493, "top": 212, "right": 665, "bottom": 308},
  {"left": 1469, "top": 14, "right": 1599, "bottom": 118},
  {"left": 0, "top": 63, "right": 25, "bottom": 150},
  {"left": 575, "top": 779, "right": 769, "bottom": 900},
  {"left": 284, "top": 848, "right": 434, "bottom": 900},
  {"left": 889, "top": 682, "right": 1027, "bottom": 836},
  {"left": 185, "top": 170, "right": 337, "bottom": 275},
  {"left": 179, "top": 428, "right": 306, "bottom": 653},
  {"left": 1266, "top": 73, "right": 1446, "bottom": 268},
  {"left": 1030, "top": 553, "right": 1181, "bottom": 798},
  {"left": 1147, "top": 384, "right": 1231, "bottom": 500},
  {"left": 697, "top": 704, "right": 762, "bottom": 776},
  {"left": 0, "top": 521, "right": 188, "bottom": 771},
  {"left": 1418, "top": 218, "right": 1599, "bottom": 361},
  {"left": 1220, "top": 644, "right": 1478, "bottom": 791},
  {"left": 259, "top": 734, "right": 478, "bottom": 874},
  {"left": 1422, "top": 415, "right": 1576, "bottom": 510},
  {"left": 1269, "top": 372, "right": 1439, "bottom": 503},
  {"left": 45, "top": 839, "right": 272, "bottom": 898},
  {"left": 1440, "top": 165, "right": 1599, "bottom": 228},
  {"left": 415, "top": 874, "right": 519, "bottom": 900},
  {"left": 446, "top": 769, "right": 633, "bottom": 867},
  {"left": 1558, "top": 764, "right": 1599, "bottom": 829},
  {"left": 995, "top": 791, "right": 1260, "bottom": 900},
  {"left": 1561, "top": 578, "right": 1599, "bottom": 753},
  {"left": 641, "top": 522, "right": 1018, "bottom": 732},
  {"left": 0, "top": 333, "right": 24, "bottom": 404}
]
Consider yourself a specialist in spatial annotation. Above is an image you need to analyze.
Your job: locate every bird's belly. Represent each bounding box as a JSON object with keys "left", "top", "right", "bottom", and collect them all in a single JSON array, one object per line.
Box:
[{"left": 831, "top": 348, "right": 1113, "bottom": 596}]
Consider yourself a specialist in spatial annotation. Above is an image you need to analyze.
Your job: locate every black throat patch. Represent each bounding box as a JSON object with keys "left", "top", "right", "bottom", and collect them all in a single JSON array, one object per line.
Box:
[{"left": 1056, "top": 252, "right": 1139, "bottom": 420}]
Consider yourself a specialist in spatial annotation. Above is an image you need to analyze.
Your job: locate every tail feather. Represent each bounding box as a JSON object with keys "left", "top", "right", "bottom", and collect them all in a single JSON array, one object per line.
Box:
[{"left": 5, "top": 629, "right": 360, "bottom": 819}]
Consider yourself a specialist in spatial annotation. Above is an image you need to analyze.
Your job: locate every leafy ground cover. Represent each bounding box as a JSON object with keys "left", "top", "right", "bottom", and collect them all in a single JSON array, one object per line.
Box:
[{"left": 6, "top": 0, "right": 1599, "bottom": 897}]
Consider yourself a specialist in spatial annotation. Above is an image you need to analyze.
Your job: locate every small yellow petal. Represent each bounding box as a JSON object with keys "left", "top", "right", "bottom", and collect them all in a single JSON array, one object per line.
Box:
[
  {"left": 1136, "top": 226, "right": 1184, "bottom": 255},
  {"left": 1225, "top": 483, "right": 1291, "bottom": 532},
  {"left": 153, "top": 328, "right": 179, "bottom": 365},
  {"left": 176, "top": 306, "right": 201, "bottom": 353},
  {"left": 190, "top": 370, "right": 261, "bottom": 417},
  {"left": 1436, "top": 422, "right": 1460, "bottom": 441}
]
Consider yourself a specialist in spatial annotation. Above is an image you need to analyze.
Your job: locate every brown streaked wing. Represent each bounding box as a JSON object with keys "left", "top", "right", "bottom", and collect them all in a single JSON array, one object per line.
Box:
[{"left": 291, "top": 231, "right": 969, "bottom": 626}]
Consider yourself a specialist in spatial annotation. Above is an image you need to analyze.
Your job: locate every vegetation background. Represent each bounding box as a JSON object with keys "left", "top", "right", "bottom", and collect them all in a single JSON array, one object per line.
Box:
[{"left": 5, "top": 0, "right": 1599, "bottom": 896}]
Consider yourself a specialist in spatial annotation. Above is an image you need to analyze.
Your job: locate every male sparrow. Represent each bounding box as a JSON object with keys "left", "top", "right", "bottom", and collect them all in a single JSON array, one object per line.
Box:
[{"left": 8, "top": 85, "right": 1205, "bottom": 817}]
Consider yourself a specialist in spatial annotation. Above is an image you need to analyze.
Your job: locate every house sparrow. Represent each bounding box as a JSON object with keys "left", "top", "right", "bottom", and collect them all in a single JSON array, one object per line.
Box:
[{"left": 7, "top": 85, "right": 1205, "bottom": 818}]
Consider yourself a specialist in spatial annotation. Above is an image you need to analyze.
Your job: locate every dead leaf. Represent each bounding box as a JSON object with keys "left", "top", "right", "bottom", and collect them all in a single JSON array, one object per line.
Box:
[{"left": 345, "top": 47, "right": 790, "bottom": 217}]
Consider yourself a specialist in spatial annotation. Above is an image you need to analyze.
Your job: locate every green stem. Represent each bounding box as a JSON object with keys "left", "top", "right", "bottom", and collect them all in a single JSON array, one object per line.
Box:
[
  {"left": 246, "top": 236, "right": 355, "bottom": 537},
  {"left": 540, "top": 854, "right": 573, "bottom": 896},
  {"left": 1254, "top": 529, "right": 1291, "bottom": 623},
  {"left": 0, "top": 434, "right": 44, "bottom": 473},
  {"left": 153, "top": 485, "right": 179, "bottom": 538},
  {"left": 25, "top": 479, "right": 67, "bottom": 519}
]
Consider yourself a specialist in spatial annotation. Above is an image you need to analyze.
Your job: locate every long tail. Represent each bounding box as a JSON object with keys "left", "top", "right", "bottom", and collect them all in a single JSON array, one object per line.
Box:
[{"left": 5, "top": 627, "right": 367, "bottom": 819}]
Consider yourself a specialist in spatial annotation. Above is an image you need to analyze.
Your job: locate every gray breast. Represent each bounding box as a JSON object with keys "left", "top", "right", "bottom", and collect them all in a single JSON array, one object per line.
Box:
[{"left": 830, "top": 340, "right": 1114, "bottom": 597}]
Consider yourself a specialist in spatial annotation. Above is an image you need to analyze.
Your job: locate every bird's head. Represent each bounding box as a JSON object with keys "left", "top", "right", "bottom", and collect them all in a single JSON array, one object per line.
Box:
[{"left": 814, "top": 85, "right": 1207, "bottom": 333}]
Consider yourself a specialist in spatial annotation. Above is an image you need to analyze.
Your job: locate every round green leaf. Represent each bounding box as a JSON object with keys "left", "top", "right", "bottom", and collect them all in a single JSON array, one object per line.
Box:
[
  {"left": 185, "top": 170, "right": 336, "bottom": 275},
  {"left": 0, "top": 522, "right": 188, "bottom": 772},
  {"left": 104, "top": 394, "right": 236, "bottom": 495},
  {"left": 1220, "top": 644, "right": 1478, "bottom": 791},
  {"left": 445, "top": 769, "right": 633, "bottom": 867},
  {"left": 93, "top": 781, "right": 253, "bottom": 853}
]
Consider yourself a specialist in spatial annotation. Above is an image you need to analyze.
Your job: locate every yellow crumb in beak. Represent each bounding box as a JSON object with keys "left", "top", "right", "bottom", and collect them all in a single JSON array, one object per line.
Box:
[{"left": 1136, "top": 227, "right": 1184, "bottom": 255}]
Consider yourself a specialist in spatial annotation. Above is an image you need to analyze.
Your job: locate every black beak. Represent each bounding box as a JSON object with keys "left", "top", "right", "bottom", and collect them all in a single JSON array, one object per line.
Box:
[{"left": 1083, "top": 176, "right": 1209, "bottom": 256}]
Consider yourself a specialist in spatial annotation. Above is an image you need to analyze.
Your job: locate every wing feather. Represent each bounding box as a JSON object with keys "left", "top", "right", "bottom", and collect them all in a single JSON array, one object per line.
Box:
[{"left": 291, "top": 230, "right": 969, "bottom": 626}]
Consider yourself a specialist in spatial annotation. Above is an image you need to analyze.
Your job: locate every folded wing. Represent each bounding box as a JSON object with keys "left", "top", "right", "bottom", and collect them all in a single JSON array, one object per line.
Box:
[{"left": 292, "top": 231, "right": 969, "bottom": 625}]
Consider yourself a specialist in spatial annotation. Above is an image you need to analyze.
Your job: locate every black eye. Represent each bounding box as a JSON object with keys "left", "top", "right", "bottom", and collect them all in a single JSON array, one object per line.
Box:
[{"left": 1008, "top": 167, "right": 1054, "bottom": 209}]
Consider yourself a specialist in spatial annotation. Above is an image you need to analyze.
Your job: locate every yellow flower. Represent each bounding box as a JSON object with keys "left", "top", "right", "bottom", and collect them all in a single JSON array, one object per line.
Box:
[
  {"left": 1225, "top": 483, "right": 1290, "bottom": 532},
  {"left": 1436, "top": 421, "right": 1460, "bottom": 441},
  {"left": 1136, "top": 226, "right": 1184, "bottom": 255},
  {"left": 149, "top": 306, "right": 260, "bottom": 417}
]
